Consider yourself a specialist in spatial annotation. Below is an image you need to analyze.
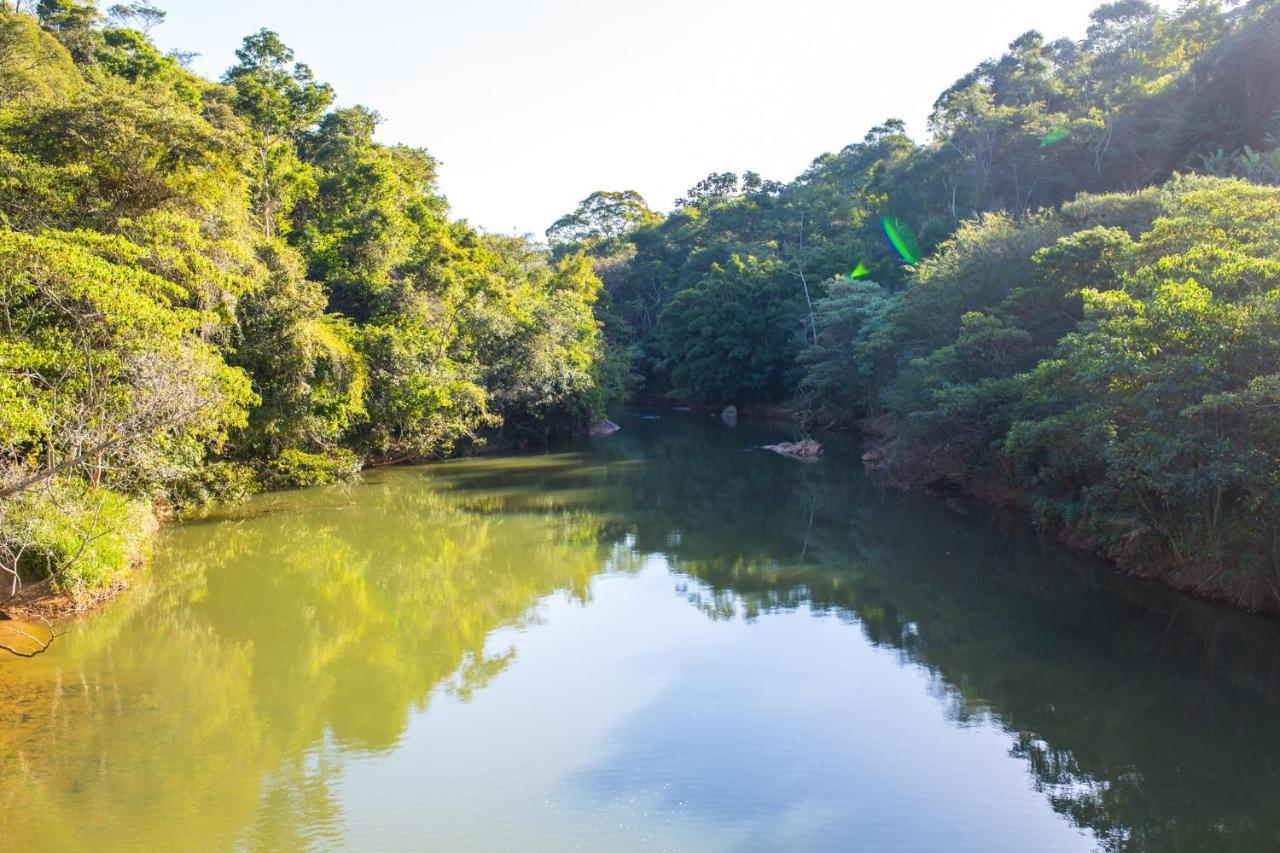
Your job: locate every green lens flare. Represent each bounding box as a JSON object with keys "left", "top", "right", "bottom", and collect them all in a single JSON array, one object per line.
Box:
[
  {"left": 882, "top": 217, "right": 921, "bottom": 265},
  {"left": 850, "top": 261, "right": 871, "bottom": 279},
  {"left": 1041, "top": 126, "right": 1068, "bottom": 147}
]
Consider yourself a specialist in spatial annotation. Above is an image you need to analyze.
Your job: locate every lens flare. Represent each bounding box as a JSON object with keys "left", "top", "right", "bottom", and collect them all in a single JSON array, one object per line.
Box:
[
  {"left": 1041, "top": 126, "right": 1069, "bottom": 147},
  {"left": 882, "top": 217, "right": 921, "bottom": 265},
  {"left": 850, "top": 261, "right": 871, "bottom": 279}
]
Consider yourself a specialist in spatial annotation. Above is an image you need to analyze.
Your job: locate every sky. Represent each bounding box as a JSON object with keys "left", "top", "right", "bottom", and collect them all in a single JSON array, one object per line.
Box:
[{"left": 150, "top": 0, "right": 1173, "bottom": 238}]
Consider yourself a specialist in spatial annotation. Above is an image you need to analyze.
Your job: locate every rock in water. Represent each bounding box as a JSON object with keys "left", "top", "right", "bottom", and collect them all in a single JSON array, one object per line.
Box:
[
  {"left": 588, "top": 419, "right": 621, "bottom": 437},
  {"left": 762, "top": 439, "right": 823, "bottom": 460},
  {"left": 860, "top": 437, "right": 897, "bottom": 469},
  {"left": 721, "top": 405, "right": 738, "bottom": 426}
]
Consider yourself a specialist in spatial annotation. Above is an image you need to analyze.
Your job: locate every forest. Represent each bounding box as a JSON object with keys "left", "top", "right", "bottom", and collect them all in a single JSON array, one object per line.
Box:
[
  {"left": 549, "top": 0, "right": 1280, "bottom": 610},
  {"left": 0, "top": 1, "right": 620, "bottom": 606},
  {"left": 2, "top": 0, "right": 1280, "bottom": 612}
]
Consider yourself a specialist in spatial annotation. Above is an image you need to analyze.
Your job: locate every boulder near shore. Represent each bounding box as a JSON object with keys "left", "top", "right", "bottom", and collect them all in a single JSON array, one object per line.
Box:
[{"left": 588, "top": 420, "right": 621, "bottom": 437}]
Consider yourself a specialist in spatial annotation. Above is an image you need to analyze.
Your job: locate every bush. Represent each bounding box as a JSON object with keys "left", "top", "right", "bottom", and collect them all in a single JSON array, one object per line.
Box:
[
  {"left": 0, "top": 480, "right": 154, "bottom": 601},
  {"left": 168, "top": 461, "right": 261, "bottom": 509},
  {"left": 262, "top": 448, "right": 361, "bottom": 489}
]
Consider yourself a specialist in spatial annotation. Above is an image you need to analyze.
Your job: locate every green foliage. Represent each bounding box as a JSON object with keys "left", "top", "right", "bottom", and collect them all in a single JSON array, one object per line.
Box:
[
  {"left": 552, "top": 1, "right": 1279, "bottom": 610},
  {"left": 354, "top": 319, "right": 493, "bottom": 463},
  {"left": 292, "top": 107, "right": 443, "bottom": 310},
  {"left": 222, "top": 28, "right": 333, "bottom": 141},
  {"left": 546, "top": 190, "right": 660, "bottom": 250},
  {"left": 262, "top": 447, "right": 360, "bottom": 489},
  {"left": 222, "top": 28, "right": 332, "bottom": 238},
  {"left": 34, "top": 0, "right": 98, "bottom": 62},
  {"left": 824, "top": 176, "right": 1280, "bottom": 608},
  {"left": 2, "top": 0, "right": 1277, "bottom": 611},
  {"left": 229, "top": 242, "right": 366, "bottom": 458},
  {"left": 998, "top": 179, "right": 1280, "bottom": 603},
  {"left": 105, "top": 2, "right": 165, "bottom": 33},
  {"left": 797, "top": 280, "right": 898, "bottom": 420},
  {"left": 0, "top": 480, "right": 152, "bottom": 598},
  {"left": 167, "top": 460, "right": 260, "bottom": 508},
  {"left": 575, "top": 0, "right": 1280, "bottom": 411},
  {"left": 0, "top": 11, "right": 81, "bottom": 103},
  {"left": 0, "top": 77, "right": 251, "bottom": 234},
  {"left": 658, "top": 256, "right": 806, "bottom": 403},
  {"left": 0, "top": 230, "right": 255, "bottom": 497},
  {"left": 0, "top": 9, "right": 615, "bottom": 601},
  {"left": 468, "top": 243, "right": 609, "bottom": 440}
]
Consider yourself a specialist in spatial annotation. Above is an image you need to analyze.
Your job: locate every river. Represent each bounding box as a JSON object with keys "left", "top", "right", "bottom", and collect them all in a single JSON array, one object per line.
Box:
[{"left": 1, "top": 410, "right": 1279, "bottom": 851}]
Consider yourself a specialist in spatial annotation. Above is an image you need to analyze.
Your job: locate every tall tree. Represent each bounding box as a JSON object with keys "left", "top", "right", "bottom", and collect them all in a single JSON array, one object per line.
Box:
[
  {"left": 546, "top": 190, "right": 659, "bottom": 248},
  {"left": 223, "top": 29, "right": 333, "bottom": 237}
]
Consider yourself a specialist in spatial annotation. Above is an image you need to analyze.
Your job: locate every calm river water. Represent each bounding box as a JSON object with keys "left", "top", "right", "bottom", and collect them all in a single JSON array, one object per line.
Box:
[{"left": 2, "top": 410, "right": 1279, "bottom": 851}]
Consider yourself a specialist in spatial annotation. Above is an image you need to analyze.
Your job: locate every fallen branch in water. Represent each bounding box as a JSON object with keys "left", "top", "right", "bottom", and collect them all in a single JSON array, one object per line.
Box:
[{"left": 0, "top": 614, "right": 57, "bottom": 658}]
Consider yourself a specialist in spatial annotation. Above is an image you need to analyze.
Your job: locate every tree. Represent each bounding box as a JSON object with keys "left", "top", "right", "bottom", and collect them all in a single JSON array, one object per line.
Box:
[
  {"left": 229, "top": 243, "right": 366, "bottom": 460},
  {"left": 0, "top": 231, "right": 254, "bottom": 498},
  {"left": 224, "top": 29, "right": 333, "bottom": 140},
  {"left": 469, "top": 241, "right": 608, "bottom": 440},
  {"left": 223, "top": 29, "right": 334, "bottom": 237},
  {"left": 675, "top": 171, "right": 740, "bottom": 208},
  {"left": 658, "top": 256, "right": 806, "bottom": 403},
  {"left": 0, "top": 1, "right": 620, "bottom": 607},
  {"left": 33, "top": 0, "right": 97, "bottom": 61},
  {"left": 0, "top": 10, "right": 82, "bottom": 103},
  {"left": 106, "top": 1, "right": 165, "bottom": 33},
  {"left": 797, "top": 279, "right": 897, "bottom": 423},
  {"left": 545, "top": 190, "right": 658, "bottom": 248}
]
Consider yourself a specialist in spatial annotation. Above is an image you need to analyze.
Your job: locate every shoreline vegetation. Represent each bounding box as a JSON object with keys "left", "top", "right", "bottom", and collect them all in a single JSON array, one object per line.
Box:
[
  {"left": 3, "top": 0, "right": 1280, "bottom": 630},
  {"left": 546, "top": 1, "right": 1280, "bottom": 614},
  {"left": 0, "top": 3, "right": 621, "bottom": 622}
]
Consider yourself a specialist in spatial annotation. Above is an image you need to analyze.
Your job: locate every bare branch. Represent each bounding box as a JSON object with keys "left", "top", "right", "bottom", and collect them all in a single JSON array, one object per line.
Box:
[{"left": 0, "top": 615, "right": 57, "bottom": 658}]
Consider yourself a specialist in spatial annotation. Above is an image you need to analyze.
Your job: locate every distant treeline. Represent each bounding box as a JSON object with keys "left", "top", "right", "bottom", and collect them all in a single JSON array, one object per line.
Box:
[
  {"left": 0, "top": 2, "right": 622, "bottom": 602},
  {"left": 549, "top": 0, "right": 1280, "bottom": 609}
]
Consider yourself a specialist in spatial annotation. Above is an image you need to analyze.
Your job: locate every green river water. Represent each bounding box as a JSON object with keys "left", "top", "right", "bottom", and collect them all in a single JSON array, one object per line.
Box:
[{"left": 1, "top": 410, "right": 1279, "bottom": 851}]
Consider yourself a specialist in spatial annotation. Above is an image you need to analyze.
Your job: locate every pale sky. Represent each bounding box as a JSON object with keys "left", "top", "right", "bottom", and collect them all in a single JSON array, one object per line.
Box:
[{"left": 151, "top": 0, "right": 1173, "bottom": 238}]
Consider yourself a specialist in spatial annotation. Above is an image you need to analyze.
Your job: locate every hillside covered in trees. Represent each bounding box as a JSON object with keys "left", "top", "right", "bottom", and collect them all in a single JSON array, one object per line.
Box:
[
  {"left": 0, "top": 2, "right": 622, "bottom": 605},
  {"left": 550, "top": 0, "right": 1280, "bottom": 610},
  {"left": 3, "top": 0, "right": 1280, "bottom": 614}
]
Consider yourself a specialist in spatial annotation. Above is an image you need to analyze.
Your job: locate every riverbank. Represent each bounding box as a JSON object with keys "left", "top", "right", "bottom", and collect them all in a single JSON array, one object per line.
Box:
[
  {"left": 0, "top": 577, "right": 131, "bottom": 622},
  {"left": 5, "top": 398, "right": 1272, "bottom": 636},
  {"left": 5, "top": 408, "right": 1279, "bottom": 851},
  {"left": 629, "top": 395, "right": 803, "bottom": 424},
  {"left": 849, "top": 414, "right": 1280, "bottom": 617},
  {"left": 0, "top": 429, "right": 593, "bottom": 627},
  {"left": 648, "top": 394, "right": 1280, "bottom": 616},
  {"left": 0, "top": 505, "right": 157, "bottom": 623}
]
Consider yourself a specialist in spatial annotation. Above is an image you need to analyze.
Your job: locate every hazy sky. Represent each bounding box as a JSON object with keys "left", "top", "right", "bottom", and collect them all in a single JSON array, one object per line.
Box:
[{"left": 151, "top": 0, "right": 1171, "bottom": 237}]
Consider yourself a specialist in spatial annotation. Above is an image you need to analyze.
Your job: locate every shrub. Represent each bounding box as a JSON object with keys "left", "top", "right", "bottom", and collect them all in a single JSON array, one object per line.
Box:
[
  {"left": 0, "top": 480, "right": 154, "bottom": 601},
  {"left": 263, "top": 448, "right": 361, "bottom": 489},
  {"left": 168, "top": 461, "right": 261, "bottom": 509}
]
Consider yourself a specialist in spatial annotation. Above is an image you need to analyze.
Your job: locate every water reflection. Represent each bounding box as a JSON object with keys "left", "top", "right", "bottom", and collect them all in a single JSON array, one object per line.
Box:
[
  {"left": 0, "top": 411, "right": 1278, "bottom": 851},
  {"left": 456, "top": 413, "right": 1280, "bottom": 850},
  {"left": 0, "top": 466, "right": 616, "bottom": 849}
]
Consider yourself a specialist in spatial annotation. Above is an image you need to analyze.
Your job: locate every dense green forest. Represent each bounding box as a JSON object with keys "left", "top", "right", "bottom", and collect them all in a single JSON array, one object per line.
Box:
[
  {"left": 2, "top": 0, "right": 1280, "bottom": 612},
  {"left": 548, "top": 0, "right": 1280, "bottom": 609},
  {"left": 0, "top": 1, "right": 620, "bottom": 602}
]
